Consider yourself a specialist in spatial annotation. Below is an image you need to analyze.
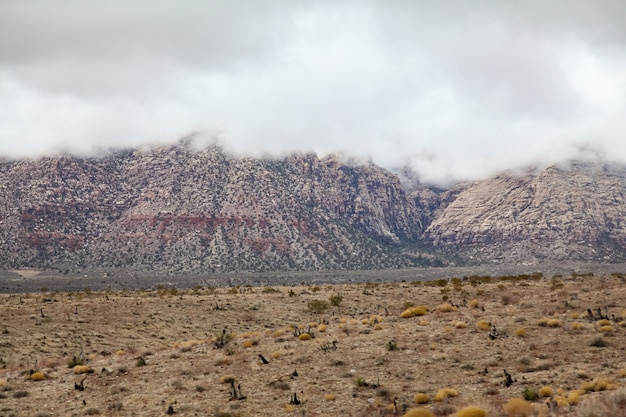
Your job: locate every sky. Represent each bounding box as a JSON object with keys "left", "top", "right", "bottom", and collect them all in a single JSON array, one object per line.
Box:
[{"left": 1, "top": 1, "right": 626, "bottom": 185}]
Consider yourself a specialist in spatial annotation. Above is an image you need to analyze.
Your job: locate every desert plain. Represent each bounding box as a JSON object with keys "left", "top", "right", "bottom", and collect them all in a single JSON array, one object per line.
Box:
[{"left": 1, "top": 271, "right": 626, "bottom": 417}]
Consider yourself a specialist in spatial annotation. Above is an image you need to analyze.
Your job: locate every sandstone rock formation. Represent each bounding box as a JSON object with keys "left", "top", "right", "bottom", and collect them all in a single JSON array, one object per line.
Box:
[{"left": 1, "top": 143, "right": 625, "bottom": 274}]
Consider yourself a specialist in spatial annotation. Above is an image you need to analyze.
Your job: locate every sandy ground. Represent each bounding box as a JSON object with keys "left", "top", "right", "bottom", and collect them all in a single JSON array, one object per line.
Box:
[{"left": 1, "top": 272, "right": 625, "bottom": 417}]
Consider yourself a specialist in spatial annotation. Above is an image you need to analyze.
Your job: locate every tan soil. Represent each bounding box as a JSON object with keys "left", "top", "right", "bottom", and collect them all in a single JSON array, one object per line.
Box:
[{"left": 0, "top": 273, "right": 625, "bottom": 416}]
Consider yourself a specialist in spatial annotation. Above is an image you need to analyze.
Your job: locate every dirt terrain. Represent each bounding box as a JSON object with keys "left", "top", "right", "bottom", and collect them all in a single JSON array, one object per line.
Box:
[{"left": 1, "top": 271, "right": 625, "bottom": 416}]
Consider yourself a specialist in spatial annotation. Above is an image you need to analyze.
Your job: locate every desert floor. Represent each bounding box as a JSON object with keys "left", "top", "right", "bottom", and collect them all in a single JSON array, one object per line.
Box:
[{"left": 1, "top": 271, "right": 626, "bottom": 417}]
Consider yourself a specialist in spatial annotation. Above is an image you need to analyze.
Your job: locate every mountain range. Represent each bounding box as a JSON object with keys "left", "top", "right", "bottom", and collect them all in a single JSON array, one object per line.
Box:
[{"left": 1, "top": 140, "right": 625, "bottom": 274}]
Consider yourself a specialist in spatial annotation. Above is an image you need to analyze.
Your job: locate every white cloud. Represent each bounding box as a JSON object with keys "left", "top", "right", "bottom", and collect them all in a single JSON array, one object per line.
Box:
[{"left": 1, "top": 1, "right": 626, "bottom": 184}]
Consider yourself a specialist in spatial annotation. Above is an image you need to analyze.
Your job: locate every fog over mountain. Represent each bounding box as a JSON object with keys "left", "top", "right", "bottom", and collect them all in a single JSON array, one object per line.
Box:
[{"left": 2, "top": 1, "right": 626, "bottom": 184}]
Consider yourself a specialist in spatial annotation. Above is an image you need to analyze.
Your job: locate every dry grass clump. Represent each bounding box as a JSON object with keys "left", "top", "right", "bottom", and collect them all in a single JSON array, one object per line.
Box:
[
  {"left": 324, "top": 393, "right": 336, "bottom": 401},
  {"left": 476, "top": 320, "right": 490, "bottom": 331},
  {"left": 502, "top": 398, "right": 534, "bottom": 417},
  {"left": 469, "top": 299, "right": 480, "bottom": 308},
  {"left": 219, "top": 375, "right": 235, "bottom": 384},
  {"left": 537, "top": 317, "right": 562, "bottom": 327},
  {"left": 419, "top": 320, "right": 429, "bottom": 326},
  {"left": 538, "top": 386, "right": 553, "bottom": 397},
  {"left": 400, "top": 306, "right": 428, "bottom": 318},
  {"left": 298, "top": 333, "right": 312, "bottom": 341},
  {"left": 30, "top": 372, "right": 44, "bottom": 381},
  {"left": 599, "top": 325, "right": 615, "bottom": 334},
  {"left": 580, "top": 377, "right": 618, "bottom": 393},
  {"left": 436, "top": 303, "right": 457, "bottom": 313},
  {"left": 567, "top": 390, "right": 581, "bottom": 405},
  {"left": 454, "top": 321, "right": 467, "bottom": 329},
  {"left": 537, "top": 318, "right": 549, "bottom": 327},
  {"left": 597, "top": 319, "right": 611, "bottom": 327},
  {"left": 570, "top": 312, "right": 579, "bottom": 319},
  {"left": 618, "top": 369, "right": 626, "bottom": 378},
  {"left": 73, "top": 365, "right": 90, "bottom": 374},
  {"left": 515, "top": 328, "right": 527, "bottom": 337},
  {"left": 547, "top": 319, "right": 562, "bottom": 327},
  {"left": 434, "top": 387, "right": 458, "bottom": 401},
  {"left": 402, "top": 407, "right": 435, "bottom": 417},
  {"left": 317, "top": 324, "right": 327, "bottom": 332},
  {"left": 571, "top": 322, "right": 585, "bottom": 330},
  {"left": 456, "top": 407, "right": 487, "bottom": 417},
  {"left": 414, "top": 393, "right": 429, "bottom": 404},
  {"left": 242, "top": 339, "right": 254, "bottom": 348}
]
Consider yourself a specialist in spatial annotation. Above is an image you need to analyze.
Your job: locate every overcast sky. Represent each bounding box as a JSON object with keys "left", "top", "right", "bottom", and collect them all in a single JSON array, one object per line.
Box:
[{"left": 1, "top": 1, "right": 626, "bottom": 184}]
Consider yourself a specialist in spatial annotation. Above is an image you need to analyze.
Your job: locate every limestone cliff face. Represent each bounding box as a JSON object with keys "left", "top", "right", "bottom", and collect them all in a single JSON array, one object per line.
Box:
[
  {"left": 1, "top": 145, "right": 626, "bottom": 273},
  {"left": 424, "top": 161, "right": 626, "bottom": 263},
  {"left": 0, "top": 143, "right": 424, "bottom": 273}
]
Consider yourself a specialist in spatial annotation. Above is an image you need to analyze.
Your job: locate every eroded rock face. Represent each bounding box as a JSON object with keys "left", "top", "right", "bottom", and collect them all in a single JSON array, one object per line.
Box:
[
  {"left": 1, "top": 145, "right": 625, "bottom": 274},
  {"left": 424, "top": 161, "right": 626, "bottom": 263},
  {"left": 0, "top": 144, "right": 425, "bottom": 273}
]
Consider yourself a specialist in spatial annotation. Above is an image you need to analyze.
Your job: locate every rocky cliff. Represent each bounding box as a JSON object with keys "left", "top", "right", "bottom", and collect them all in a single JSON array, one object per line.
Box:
[
  {"left": 0, "top": 142, "right": 426, "bottom": 273},
  {"left": 1, "top": 144, "right": 625, "bottom": 274},
  {"left": 423, "top": 161, "right": 626, "bottom": 263}
]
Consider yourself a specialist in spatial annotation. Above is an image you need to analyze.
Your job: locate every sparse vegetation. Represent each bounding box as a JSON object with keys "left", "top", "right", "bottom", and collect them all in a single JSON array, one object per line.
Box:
[
  {"left": 307, "top": 299, "right": 330, "bottom": 313},
  {"left": 0, "top": 272, "right": 625, "bottom": 415}
]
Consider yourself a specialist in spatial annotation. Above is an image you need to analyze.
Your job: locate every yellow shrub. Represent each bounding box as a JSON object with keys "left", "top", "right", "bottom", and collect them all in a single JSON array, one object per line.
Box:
[
  {"left": 317, "top": 324, "right": 327, "bottom": 332},
  {"left": 503, "top": 398, "right": 534, "bottom": 417},
  {"left": 515, "top": 328, "right": 527, "bottom": 337},
  {"left": 271, "top": 351, "right": 280, "bottom": 359},
  {"left": 414, "top": 393, "right": 429, "bottom": 404},
  {"left": 242, "top": 340, "right": 254, "bottom": 348},
  {"left": 567, "top": 390, "right": 580, "bottom": 405},
  {"left": 30, "top": 371, "right": 45, "bottom": 381},
  {"left": 599, "top": 325, "right": 614, "bottom": 334},
  {"left": 571, "top": 322, "right": 584, "bottom": 330},
  {"left": 401, "top": 307, "right": 428, "bottom": 318},
  {"left": 553, "top": 396, "right": 569, "bottom": 407},
  {"left": 538, "top": 386, "right": 553, "bottom": 397},
  {"left": 436, "top": 303, "right": 457, "bottom": 313},
  {"left": 298, "top": 333, "right": 312, "bottom": 341},
  {"left": 570, "top": 312, "right": 579, "bottom": 319},
  {"left": 340, "top": 318, "right": 348, "bottom": 323},
  {"left": 547, "top": 319, "right": 561, "bottom": 328},
  {"left": 273, "top": 329, "right": 284, "bottom": 337},
  {"left": 325, "top": 393, "right": 336, "bottom": 401},
  {"left": 419, "top": 320, "right": 429, "bottom": 326},
  {"left": 597, "top": 319, "right": 611, "bottom": 327},
  {"left": 456, "top": 407, "right": 487, "bottom": 417},
  {"left": 580, "top": 377, "right": 618, "bottom": 392},
  {"left": 469, "top": 299, "right": 480, "bottom": 308},
  {"left": 434, "top": 387, "right": 458, "bottom": 401},
  {"left": 402, "top": 408, "right": 435, "bottom": 417},
  {"left": 361, "top": 319, "right": 369, "bottom": 325},
  {"left": 219, "top": 375, "right": 235, "bottom": 384},
  {"left": 73, "top": 365, "right": 90, "bottom": 374},
  {"left": 0, "top": 379, "right": 6, "bottom": 387},
  {"left": 454, "top": 321, "right": 467, "bottom": 329},
  {"left": 537, "top": 318, "right": 549, "bottom": 327},
  {"left": 476, "top": 320, "right": 490, "bottom": 331},
  {"left": 618, "top": 369, "right": 626, "bottom": 378},
  {"left": 622, "top": 309, "right": 626, "bottom": 319},
  {"left": 374, "top": 323, "right": 383, "bottom": 330}
]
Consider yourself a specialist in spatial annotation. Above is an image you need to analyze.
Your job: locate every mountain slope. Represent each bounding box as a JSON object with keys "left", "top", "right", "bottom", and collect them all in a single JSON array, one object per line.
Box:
[
  {"left": 0, "top": 143, "right": 428, "bottom": 273},
  {"left": 424, "top": 161, "right": 626, "bottom": 263},
  {"left": 2, "top": 145, "right": 626, "bottom": 274}
]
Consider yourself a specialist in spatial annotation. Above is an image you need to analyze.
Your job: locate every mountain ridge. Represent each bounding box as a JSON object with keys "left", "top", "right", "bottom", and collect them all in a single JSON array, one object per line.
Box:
[{"left": 1, "top": 144, "right": 625, "bottom": 273}]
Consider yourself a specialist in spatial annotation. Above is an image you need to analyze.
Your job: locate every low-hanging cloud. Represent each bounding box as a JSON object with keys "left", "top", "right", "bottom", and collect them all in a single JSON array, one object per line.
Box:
[{"left": 1, "top": 0, "right": 626, "bottom": 185}]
